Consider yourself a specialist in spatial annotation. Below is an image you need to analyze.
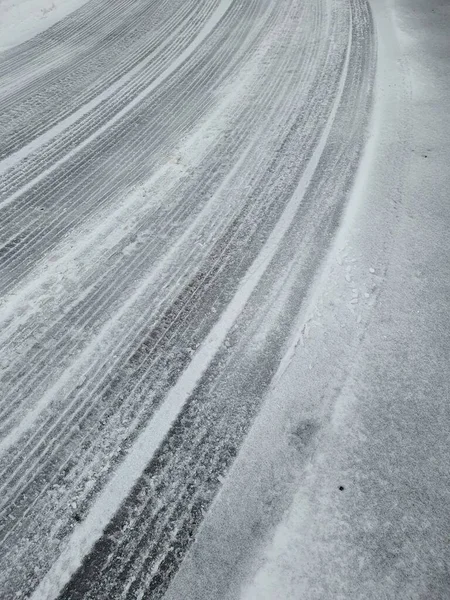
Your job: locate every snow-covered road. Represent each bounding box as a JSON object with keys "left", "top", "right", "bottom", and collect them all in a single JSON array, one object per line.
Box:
[{"left": 0, "top": 0, "right": 375, "bottom": 598}]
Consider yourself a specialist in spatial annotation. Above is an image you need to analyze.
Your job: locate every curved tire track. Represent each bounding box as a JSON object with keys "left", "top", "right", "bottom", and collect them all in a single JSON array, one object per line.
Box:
[{"left": 0, "top": 0, "right": 375, "bottom": 598}]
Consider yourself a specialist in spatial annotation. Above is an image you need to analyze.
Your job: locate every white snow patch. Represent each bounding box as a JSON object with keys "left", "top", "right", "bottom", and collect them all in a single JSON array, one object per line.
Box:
[{"left": 0, "top": 0, "right": 89, "bottom": 51}]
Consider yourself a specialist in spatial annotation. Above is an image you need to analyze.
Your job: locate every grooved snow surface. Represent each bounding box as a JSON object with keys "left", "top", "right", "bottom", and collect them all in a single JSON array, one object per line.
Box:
[
  {"left": 0, "top": 0, "right": 377, "bottom": 598},
  {"left": 167, "top": 1, "right": 450, "bottom": 600}
]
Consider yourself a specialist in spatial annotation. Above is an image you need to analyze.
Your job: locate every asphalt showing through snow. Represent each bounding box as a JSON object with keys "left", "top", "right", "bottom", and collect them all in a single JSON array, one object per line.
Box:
[{"left": 0, "top": 0, "right": 375, "bottom": 597}]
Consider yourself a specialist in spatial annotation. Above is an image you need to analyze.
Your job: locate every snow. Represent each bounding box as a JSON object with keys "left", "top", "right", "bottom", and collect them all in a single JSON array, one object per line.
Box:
[
  {"left": 29, "top": 18, "right": 354, "bottom": 599},
  {"left": 0, "top": 41, "right": 264, "bottom": 454},
  {"left": 0, "top": 0, "right": 235, "bottom": 205},
  {"left": 239, "top": 0, "right": 427, "bottom": 594},
  {"left": 3, "top": 0, "right": 450, "bottom": 595},
  {"left": 245, "top": 0, "right": 450, "bottom": 594},
  {"left": 4, "top": 0, "right": 343, "bottom": 590},
  {"left": 166, "top": 0, "right": 450, "bottom": 599},
  {"left": 0, "top": 0, "right": 90, "bottom": 51}
]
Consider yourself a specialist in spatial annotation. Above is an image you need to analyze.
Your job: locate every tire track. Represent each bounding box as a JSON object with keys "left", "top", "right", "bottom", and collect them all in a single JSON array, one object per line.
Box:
[
  {"left": 0, "top": 0, "right": 276, "bottom": 439},
  {"left": 52, "top": 5, "right": 376, "bottom": 598},
  {"left": 0, "top": 2, "right": 330, "bottom": 536},
  {"left": 0, "top": 0, "right": 265, "bottom": 289},
  {"left": 0, "top": 0, "right": 197, "bottom": 155},
  {"left": 0, "top": 0, "right": 376, "bottom": 597},
  {"left": 0, "top": 0, "right": 290, "bottom": 436}
]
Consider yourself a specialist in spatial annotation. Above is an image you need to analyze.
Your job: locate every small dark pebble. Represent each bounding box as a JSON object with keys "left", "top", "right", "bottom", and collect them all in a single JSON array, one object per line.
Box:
[
  {"left": 339, "top": 486, "right": 345, "bottom": 491},
  {"left": 73, "top": 513, "right": 82, "bottom": 523}
]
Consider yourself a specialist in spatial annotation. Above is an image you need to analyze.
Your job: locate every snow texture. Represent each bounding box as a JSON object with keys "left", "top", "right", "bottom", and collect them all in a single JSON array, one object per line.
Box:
[
  {"left": 5, "top": 0, "right": 448, "bottom": 598},
  {"left": 0, "top": 0, "right": 90, "bottom": 50},
  {"left": 167, "top": 1, "right": 450, "bottom": 599}
]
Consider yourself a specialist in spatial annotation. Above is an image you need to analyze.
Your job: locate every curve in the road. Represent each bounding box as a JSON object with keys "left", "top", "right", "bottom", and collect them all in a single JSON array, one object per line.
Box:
[{"left": 0, "top": 0, "right": 375, "bottom": 598}]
